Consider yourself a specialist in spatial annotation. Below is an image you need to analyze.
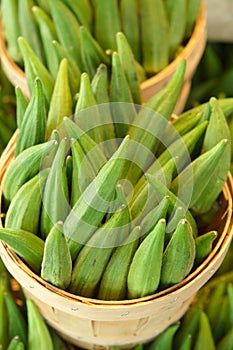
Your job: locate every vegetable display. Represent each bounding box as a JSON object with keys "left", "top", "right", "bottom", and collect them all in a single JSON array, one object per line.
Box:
[
  {"left": 0, "top": 1, "right": 232, "bottom": 349},
  {"left": 1, "top": 0, "right": 202, "bottom": 81},
  {"left": 0, "top": 55, "right": 231, "bottom": 300}
]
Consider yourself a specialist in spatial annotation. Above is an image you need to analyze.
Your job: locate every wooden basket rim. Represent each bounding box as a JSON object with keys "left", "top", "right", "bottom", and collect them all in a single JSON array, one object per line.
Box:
[
  {"left": 0, "top": 2, "right": 206, "bottom": 98},
  {"left": 1, "top": 215, "right": 232, "bottom": 309},
  {"left": 0, "top": 133, "right": 232, "bottom": 308}
]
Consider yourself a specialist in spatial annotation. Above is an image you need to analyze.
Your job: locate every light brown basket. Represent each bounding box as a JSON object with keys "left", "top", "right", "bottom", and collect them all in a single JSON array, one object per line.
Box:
[
  {"left": 10, "top": 279, "right": 78, "bottom": 350},
  {"left": 0, "top": 3, "right": 207, "bottom": 114},
  {"left": 0, "top": 136, "right": 232, "bottom": 350}
]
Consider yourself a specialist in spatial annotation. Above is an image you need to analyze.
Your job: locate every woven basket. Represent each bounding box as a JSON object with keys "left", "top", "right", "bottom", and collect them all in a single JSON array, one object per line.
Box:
[
  {"left": 0, "top": 135, "right": 232, "bottom": 350},
  {"left": 10, "top": 278, "right": 78, "bottom": 350},
  {"left": 0, "top": 3, "right": 207, "bottom": 114}
]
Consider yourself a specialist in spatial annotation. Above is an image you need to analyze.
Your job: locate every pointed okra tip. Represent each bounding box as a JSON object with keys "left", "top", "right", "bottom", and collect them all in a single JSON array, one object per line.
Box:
[
  {"left": 177, "top": 58, "right": 187, "bottom": 71},
  {"left": 56, "top": 220, "right": 64, "bottom": 226},
  {"left": 216, "top": 138, "right": 229, "bottom": 151},
  {"left": 81, "top": 72, "right": 90, "bottom": 82},
  {"left": 80, "top": 25, "right": 86, "bottom": 33},
  {"left": 113, "top": 134, "right": 130, "bottom": 158},
  {"left": 34, "top": 77, "right": 43, "bottom": 89},
  {"left": 32, "top": 5, "right": 42, "bottom": 17},
  {"left": 209, "top": 96, "right": 218, "bottom": 105},
  {"left": 181, "top": 218, "right": 188, "bottom": 225},
  {"left": 17, "top": 36, "right": 23, "bottom": 43},
  {"left": 116, "top": 31, "right": 124, "bottom": 38},
  {"left": 144, "top": 173, "right": 157, "bottom": 187},
  {"left": 112, "top": 51, "right": 119, "bottom": 60},
  {"left": 116, "top": 31, "right": 125, "bottom": 42},
  {"left": 96, "top": 63, "right": 108, "bottom": 73},
  {"left": 17, "top": 36, "right": 28, "bottom": 48}
]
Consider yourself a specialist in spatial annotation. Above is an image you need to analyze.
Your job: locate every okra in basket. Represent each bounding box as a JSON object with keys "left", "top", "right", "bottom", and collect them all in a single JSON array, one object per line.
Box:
[{"left": 0, "top": 53, "right": 232, "bottom": 302}]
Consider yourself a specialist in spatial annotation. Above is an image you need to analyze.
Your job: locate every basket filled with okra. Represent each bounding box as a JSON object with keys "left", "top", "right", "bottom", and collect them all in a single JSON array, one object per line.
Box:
[
  {"left": 0, "top": 47, "right": 232, "bottom": 348},
  {"left": 0, "top": 0, "right": 206, "bottom": 114}
]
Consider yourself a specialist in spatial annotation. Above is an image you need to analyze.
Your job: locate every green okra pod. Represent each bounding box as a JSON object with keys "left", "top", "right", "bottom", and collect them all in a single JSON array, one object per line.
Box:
[
  {"left": 41, "top": 221, "right": 72, "bottom": 290},
  {"left": 74, "top": 72, "right": 103, "bottom": 145},
  {"left": 5, "top": 169, "right": 49, "bottom": 235},
  {"left": 15, "top": 78, "right": 46, "bottom": 156},
  {"left": 213, "top": 295, "right": 231, "bottom": 344},
  {"left": 69, "top": 203, "right": 131, "bottom": 297},
  {"left": 1, "top": 0, "right": 22, "bottom": 64},
  {"left": 32, "top": 6, "right": 59, "bottom": 79},
  {"left": 6, "top": 336, "right": 24, "bottom": 350},
  {"left": 147, "top": 322, "right": 180, "bottom": 350},
  {"left": 174, "top": 304, "right": 202, "bottom": 349},
  {"left": 159, "top": 218, "right": 196, "bottom": 289},
  {"left": 140, "top": 0, "right": 169, "bottom": 74},
  {"left": 64, "top": 135, "right": 130, "bottom": 260},
  {"left": 52, "top": 40, "right": 81, "bottom": 97},
  {"left": 145, "top": 59, "right": 186, "bottom": 118},
  {"left": 116, "top": 32, "right": 142, "bottom": 105},
  {"left": 18, "top": 0, "right": 45, "bottom": 63},
  {"left": 144, "top": 174, "right": 198, "bottom": 237},
  {"left": 46, "top": 58, "right": 73, "bottom": 139},
  {"left": 216, "top": 327, "right": 233, "bottom": 350},
  {"left": 70, "top": 138, "right": 98, "bottom": 207},
  {"left": 0, "top": 228, "right": 44, "bottom": 274},
  {"left": 94, "top": 0, "right": 121, "bottom": 51},
  {"left": 3, "top": 140, "right": 57, "bottom": 203},
  {"left": 27, "top": 299, "right": 53, "bottom": 350},
  {"left": 194, "top": 231, "right": 218, "bottom": 268},
  {"left": 17, "top": 36, "right": 54, "bottom": 107},
  {"left": 205, "top": 281, "right": 226, "bottom": 331},
  {"left": 170, "top": 139, "right": 229, "bottom": 214},
  {"left": 185, "top": 0, "right": 202, "bottom": 39},
  {"left": 62, "top": 0, "right": 93, "bottom": 31},
  {"left": 127, "top": 218, "right": 166, "bottom": 298},
  {"left": 195, "top": 97, "right": 231, "bottom": 213},
  {"left": 98, "top": 225, "right": 141, "bottom": 300},
  {"left": 179, "top": 334, "right": 192, "bottom": 350},
  {"left": 119, "top": 0, "right": 141, "bottom": 62},
  {"left": 40, "top": 138, "right": 69, "bottom": 238},
  {"left": 166, "top": 0, "right": 187, "bottom": 58},
  {"left": 193, "top": 311, "right": 215, "bottom": 350},
  {"left": 63, "top": 117, "right": 107, "bottom": 173},
  {"left": 79, "top": 26, "right": 110, "bottom": 79},
  {"left": 0, "top": 289, "right": 8, "bottom": 349},
  {"left": 48, "top": 0, "right": 84, "bottom": 70},
  {"left": 15, "top": 86, "right": 28, "bottom": 129},
  {"left": 130, "top": 161, "right": 174, "bottom": 222},
  {"left": 91, "top": 64, "right": 117, "bottom": 158},
  {"left": 121, "top": 60, "right": 186, "bottom": 185},
  {"left": 4, "top": 292, "right": 27, "bottom": 347},
  {"left": 110, "top": 51, "right": 136, "bottom": 138}
]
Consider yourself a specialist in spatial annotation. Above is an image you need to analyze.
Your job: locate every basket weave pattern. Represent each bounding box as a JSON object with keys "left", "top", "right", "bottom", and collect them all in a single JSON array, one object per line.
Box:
[{"left": 0, "top": 134, "right": 232, "bottom": 349}]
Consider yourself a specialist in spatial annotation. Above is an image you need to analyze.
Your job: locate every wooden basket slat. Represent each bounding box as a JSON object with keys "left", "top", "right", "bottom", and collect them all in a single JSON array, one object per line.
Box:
[{"left": 0, "top": 132, "right": 232, "bottom": 349}]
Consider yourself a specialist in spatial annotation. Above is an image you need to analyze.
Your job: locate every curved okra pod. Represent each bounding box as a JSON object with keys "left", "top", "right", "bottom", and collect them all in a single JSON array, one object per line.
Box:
[
  {"left": 46, "top": 58, "right": 73, "bottom": 139},
  {"left": 15, "top": 78, "right": 46, "bottom": 157}
]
